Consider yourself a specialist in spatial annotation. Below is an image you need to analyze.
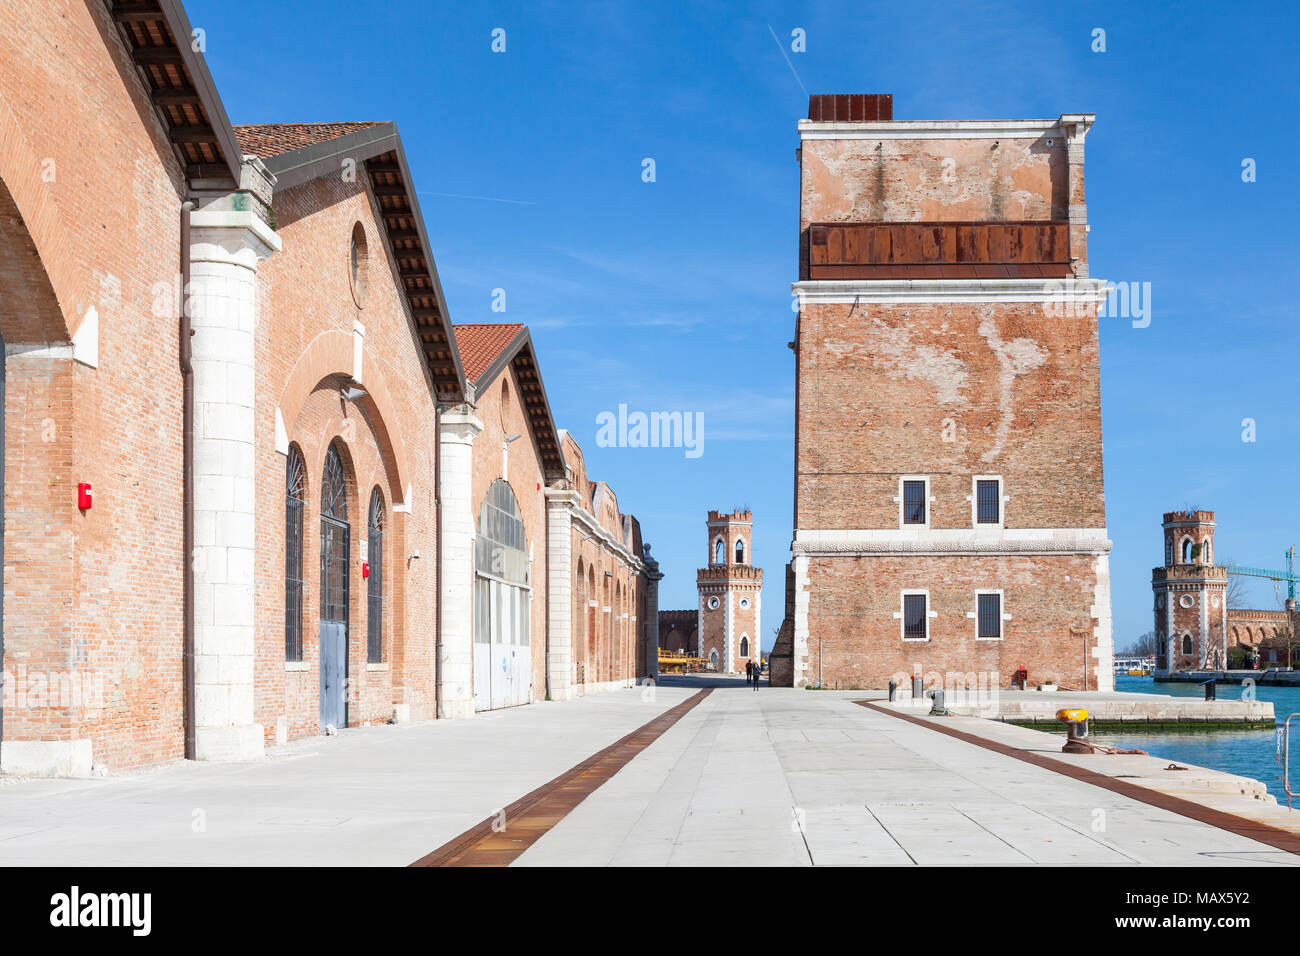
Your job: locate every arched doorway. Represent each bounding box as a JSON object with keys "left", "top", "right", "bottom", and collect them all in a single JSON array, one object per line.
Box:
[
  {"left": 473, "top": 479, "right": 531, "bottom": 710},
  {"left": 367, "top": 488, "right": 385, "bottom": 664},
  {"left": 319, "top": 442, "right": 350, "bottom": 730}
]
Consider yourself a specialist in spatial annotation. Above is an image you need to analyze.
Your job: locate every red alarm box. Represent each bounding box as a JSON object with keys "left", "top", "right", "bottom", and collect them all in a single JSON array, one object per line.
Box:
[
  {"left": 362, "top": 562, "right": 370, "bottom": 579},
  {"left": 77, "top": 482, "right": 93, "bottom": 510}
]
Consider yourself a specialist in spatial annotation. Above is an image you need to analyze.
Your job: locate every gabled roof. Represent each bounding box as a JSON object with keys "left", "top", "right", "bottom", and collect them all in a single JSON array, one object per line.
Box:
[
  {"left": 453, "top": 323, "right": 526, "bottom": 382},
  {"left": 452, "top": 324, "right": 564, "bottom": 481},
  {"left": 106, "top": 0, "right": 244, "bottom": 184},
  {"left": 233, "top": 122, "right": 384, "bottom": 159},
  {"left": 108, "top": 2, "right": 466, "bottom": 399},
  {"left": 233, "top": 122, "right": 467, "bottom": 400}
]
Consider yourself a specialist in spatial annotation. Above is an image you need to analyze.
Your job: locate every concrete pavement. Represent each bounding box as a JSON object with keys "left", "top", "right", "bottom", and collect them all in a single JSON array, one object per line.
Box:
[
  {"left": 0, "top": 685, "right": 694, "bottom": 866},
  {"left": 516, "top": 677, "right": 1300, "bottom": 866},
  {"left": 2, "top": 674, "right": 1297, "bottom": 866}
]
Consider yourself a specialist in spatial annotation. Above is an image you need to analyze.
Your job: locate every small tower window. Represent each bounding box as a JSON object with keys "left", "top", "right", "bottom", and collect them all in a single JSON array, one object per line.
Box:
[
  {"left": 1182, "top": 634, "right": 1193, "bottom": 655},
  {"left": 1182, "top": 538, "right": 1193, "bottom": 564},
  {"left": 714, "top": 538, "right": 724, "bottom": 565},
  {"left": 1165, "top": 536, "right": 1173, "bottom": 566},
  {"left": 735, "top": 538, "right": 745, "bottom": 564},
  {"left": 740, "top": 636, "right": 750, "bottom": 657}
]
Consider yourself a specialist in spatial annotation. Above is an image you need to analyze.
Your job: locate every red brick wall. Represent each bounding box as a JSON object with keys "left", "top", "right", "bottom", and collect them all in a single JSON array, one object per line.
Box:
[
  {"left": 795, "top": 301, "right": 1105, "bottom": 532},
  {"left": 471, "top": 366, "right": 549, "bottom": 699},
  {"left": 805, "top": 554, "right": 1101, "bottom": 689},
  {"left": 255, "top": 174, "right": 440, "bottom": 741},
  {"left": 1, "top": 0, "right": 188, "bottom": 769}
]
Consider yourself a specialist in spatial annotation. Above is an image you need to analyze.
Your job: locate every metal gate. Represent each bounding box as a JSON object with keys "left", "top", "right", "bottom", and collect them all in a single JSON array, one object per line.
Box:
[
  {"left": 473, "top": 577, "right": 531, "bottom": 710},
  {"left": 472, "top": 480, "right": 532, "bottom": 711},
  {"left": 319, "top": 444, "right": 349, "bottom": 731}
]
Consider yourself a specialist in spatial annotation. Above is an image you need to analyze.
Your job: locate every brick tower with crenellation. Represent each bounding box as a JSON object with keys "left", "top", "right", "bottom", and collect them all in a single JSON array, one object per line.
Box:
[{"left": 697, "top": 510, "right": 763, "bottom": 674}]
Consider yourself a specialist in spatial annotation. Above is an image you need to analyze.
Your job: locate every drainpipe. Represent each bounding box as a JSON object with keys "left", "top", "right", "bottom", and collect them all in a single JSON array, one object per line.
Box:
[
  {"left": 434, "top": 401, "right": 443, "bottom": 719},
  {"left": 180, "top": 199, "right": 196, "bottom": 760}
]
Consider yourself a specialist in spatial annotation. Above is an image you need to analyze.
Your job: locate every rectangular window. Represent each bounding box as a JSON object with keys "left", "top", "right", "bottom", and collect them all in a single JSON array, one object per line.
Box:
[
  {"left": 976, "top": 479, "right": 1000, "bottom": 524},
  {"left": 903, "top": 593, "right": 927, "bottom": 639},
  {"left": 903, "top": 480, "right": 926, "bottom": 525},
  {"left": 977, "top": 592, "right": 1002, "bottom": 639}
]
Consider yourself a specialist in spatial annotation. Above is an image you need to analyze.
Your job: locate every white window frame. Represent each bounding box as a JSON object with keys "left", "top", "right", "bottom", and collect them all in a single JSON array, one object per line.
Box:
[
  {"left": 896, "top": 476, "right": 931, "bottom": 529},
  {"left": 969, "top": 474, "right": 1005, "bottom": 528},
  {"left": 896, "top": 589, "right": 932, "bottom": 642},
  {"left": 734, "top": 536, "right": 746, "bottom": 564},
  {"left": 971, "top": 588, "right": 1007, "bottom": 640}
]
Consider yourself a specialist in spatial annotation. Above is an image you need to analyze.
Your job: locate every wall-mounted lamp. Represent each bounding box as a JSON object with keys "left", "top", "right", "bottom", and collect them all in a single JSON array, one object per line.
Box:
[{"left": 340, "top": 384, "right": 367, "bottom": 402}]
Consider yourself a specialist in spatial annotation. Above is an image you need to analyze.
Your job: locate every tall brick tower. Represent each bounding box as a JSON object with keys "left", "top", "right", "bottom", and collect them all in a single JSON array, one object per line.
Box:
[
  {"left": 698, "top": 510, "right": 763, "bottom": 674},
  {"left": 1152, "top": 510, "right": 1228, "bottom": 672},
  {"left": 786, "top": 94, "right": 1115, "bottom": 691}
]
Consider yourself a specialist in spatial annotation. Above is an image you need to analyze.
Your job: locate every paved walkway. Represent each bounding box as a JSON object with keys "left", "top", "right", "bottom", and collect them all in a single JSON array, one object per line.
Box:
[
  {"left": 1, "top": 675, "right": 1297, "bottom": 866},
  {"left": 0, "top": 686, "right": 694, "bottom": 866},
  {"left": 517, "top": 678, "right": 1300, "bottom": 866}
]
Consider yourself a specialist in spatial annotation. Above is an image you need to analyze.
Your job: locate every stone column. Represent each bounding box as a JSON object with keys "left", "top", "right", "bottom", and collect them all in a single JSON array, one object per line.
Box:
[
  {"left": 188, "top": 185, "right": 280, "bottom": 760},
  {"left": 643, "top": 545, "right": 662, "bottom": 680},
  {"left": 544, "top": 489, "right": 578, "bottom": 701},
  {"left": 791, "top": 552, "right": 811, "bottom": 687},
  {"left": 438, "top": 405, "right": 482, "bottom": 718}
]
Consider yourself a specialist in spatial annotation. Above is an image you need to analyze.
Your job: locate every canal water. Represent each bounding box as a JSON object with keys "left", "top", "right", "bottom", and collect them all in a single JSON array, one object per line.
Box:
[{"left": 1098, "top": 675, "right": 1297, "bottom": 803}]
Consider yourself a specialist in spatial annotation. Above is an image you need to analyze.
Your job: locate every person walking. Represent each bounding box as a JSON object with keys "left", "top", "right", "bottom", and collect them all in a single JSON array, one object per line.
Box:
[
  {"left": 753, "top": 658, "right": 761, "bottom": 691},
  {"left": 745, "top": 658, "right": 753, "bottom": 685}
]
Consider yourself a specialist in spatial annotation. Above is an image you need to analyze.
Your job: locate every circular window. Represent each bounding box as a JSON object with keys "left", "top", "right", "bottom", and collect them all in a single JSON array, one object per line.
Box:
[
  {"left": 349, "top": 222, "right": 369, "bottom": 308},
  {"left": 1179, "top": 594, "right": 1195, "bottom": 609},
  {"left": 707, "top": 596, "right": 719, "bottom": 610},
  {"left": 740, "top": 598, "right": 750, "bottom": 609}
]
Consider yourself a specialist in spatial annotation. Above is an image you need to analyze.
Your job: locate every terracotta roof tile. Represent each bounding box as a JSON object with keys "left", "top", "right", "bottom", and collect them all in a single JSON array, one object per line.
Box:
[
  {"left": 233, "top": 122, "right": 383, "bottom": 159},
  {"left": 452, "top": 323, "right": 526, "bottom": 383}
]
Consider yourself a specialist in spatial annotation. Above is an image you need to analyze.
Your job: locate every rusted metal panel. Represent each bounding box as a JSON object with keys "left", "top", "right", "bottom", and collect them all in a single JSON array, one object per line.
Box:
[
  {"left": 806, "top": 221, "right": 1073, "bottom": 278},
  {"left": 807, "top": 94, "right": 893, "bottom": 122}
]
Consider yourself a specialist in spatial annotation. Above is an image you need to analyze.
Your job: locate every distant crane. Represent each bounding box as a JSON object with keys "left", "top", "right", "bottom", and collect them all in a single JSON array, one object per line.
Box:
[{"left": 1224, "top": 546, "right": 1299, "bottom": 606}]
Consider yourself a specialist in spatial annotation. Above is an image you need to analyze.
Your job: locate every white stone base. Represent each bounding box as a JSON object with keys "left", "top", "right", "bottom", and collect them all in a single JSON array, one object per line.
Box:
[
  {"left": 392, "top": 704, "right": 411, "bottom": 723},
  {"left": 1, "top": 738, "right": 94, "bottom": 777},
  {"left": 195, "top": 724, "right": 265, "bottom": 761},
  {"left": 440, "top": 698, "right": 474, "bottom": 720}
]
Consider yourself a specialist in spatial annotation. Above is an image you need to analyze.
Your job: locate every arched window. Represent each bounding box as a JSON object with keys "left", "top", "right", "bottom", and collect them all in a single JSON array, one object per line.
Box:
[
  {"left": 476, "top": 479, "right": 528, "bottom": 584},
  {"left": 1165, "top": 536, "right": 1173, "bottom": 566},
  {"left": 1182, "top": 634, "right": 1193, "bottom": 655},
  {"left": 714, "top": 538, "right": 724, "bottom": 565},
  {"left": 740, "top": 635, "right": 750, "bottom": 657},
  {"left": 735, "top": 538, "right": 745, "bottom": 564},
  {"left": 320, "top": 442, "right": 349, "bottom": 623},
  {"left": 367, "top": 488, "right": 385, "bottom": 663},
  {"left": 1202, "top": 538, "right": 1211, "bottom": 565},
  {"left": 285, "top": 444, "right": 306, "bottom": 661},
  {"left": 1182, "top": 538, "right": 1193, "bottom": 563}
]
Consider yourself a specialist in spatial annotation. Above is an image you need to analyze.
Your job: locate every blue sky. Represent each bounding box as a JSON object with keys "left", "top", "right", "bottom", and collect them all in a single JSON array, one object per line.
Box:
[{"left": 192, "top": 0, "right": 1299, "bottom": 651}]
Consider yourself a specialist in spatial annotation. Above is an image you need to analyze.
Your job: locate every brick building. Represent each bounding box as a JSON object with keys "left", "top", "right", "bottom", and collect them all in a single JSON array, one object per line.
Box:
[
  {"left": 658, "top": 609, "right": 698, "bottom": 656},
  {"left": 780, "top": 94, "right": 1115, "bottom": 691},
  {"left": 658, "top": 510, "right": 762, "bottom": 675},
  {"left": 1151, "top": 510, "right": 1297, "bottom": 672},
  {"left": 0, "top": 0, "right": 650, "bottom": 776}
]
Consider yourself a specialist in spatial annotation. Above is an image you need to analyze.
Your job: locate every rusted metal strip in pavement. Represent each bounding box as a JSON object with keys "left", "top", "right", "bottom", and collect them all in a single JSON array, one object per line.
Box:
[
  {"left": 411, "top": 688, "right": 713, "bottom": 867},
  {"left": 860, "top": 700, "right": 1300, "bottom": 856}
]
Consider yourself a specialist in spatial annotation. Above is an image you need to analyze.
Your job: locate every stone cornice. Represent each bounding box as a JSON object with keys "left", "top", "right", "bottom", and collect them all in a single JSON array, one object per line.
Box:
[
  {"left": 557, "top": 493, "right": 645, "bottom": 572},
  {"left": 792, "top": 277, "right": 1112, "bottom": 306},
  {"left": 793, "top": 528, "right": 1112, "bottom": 557}
]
